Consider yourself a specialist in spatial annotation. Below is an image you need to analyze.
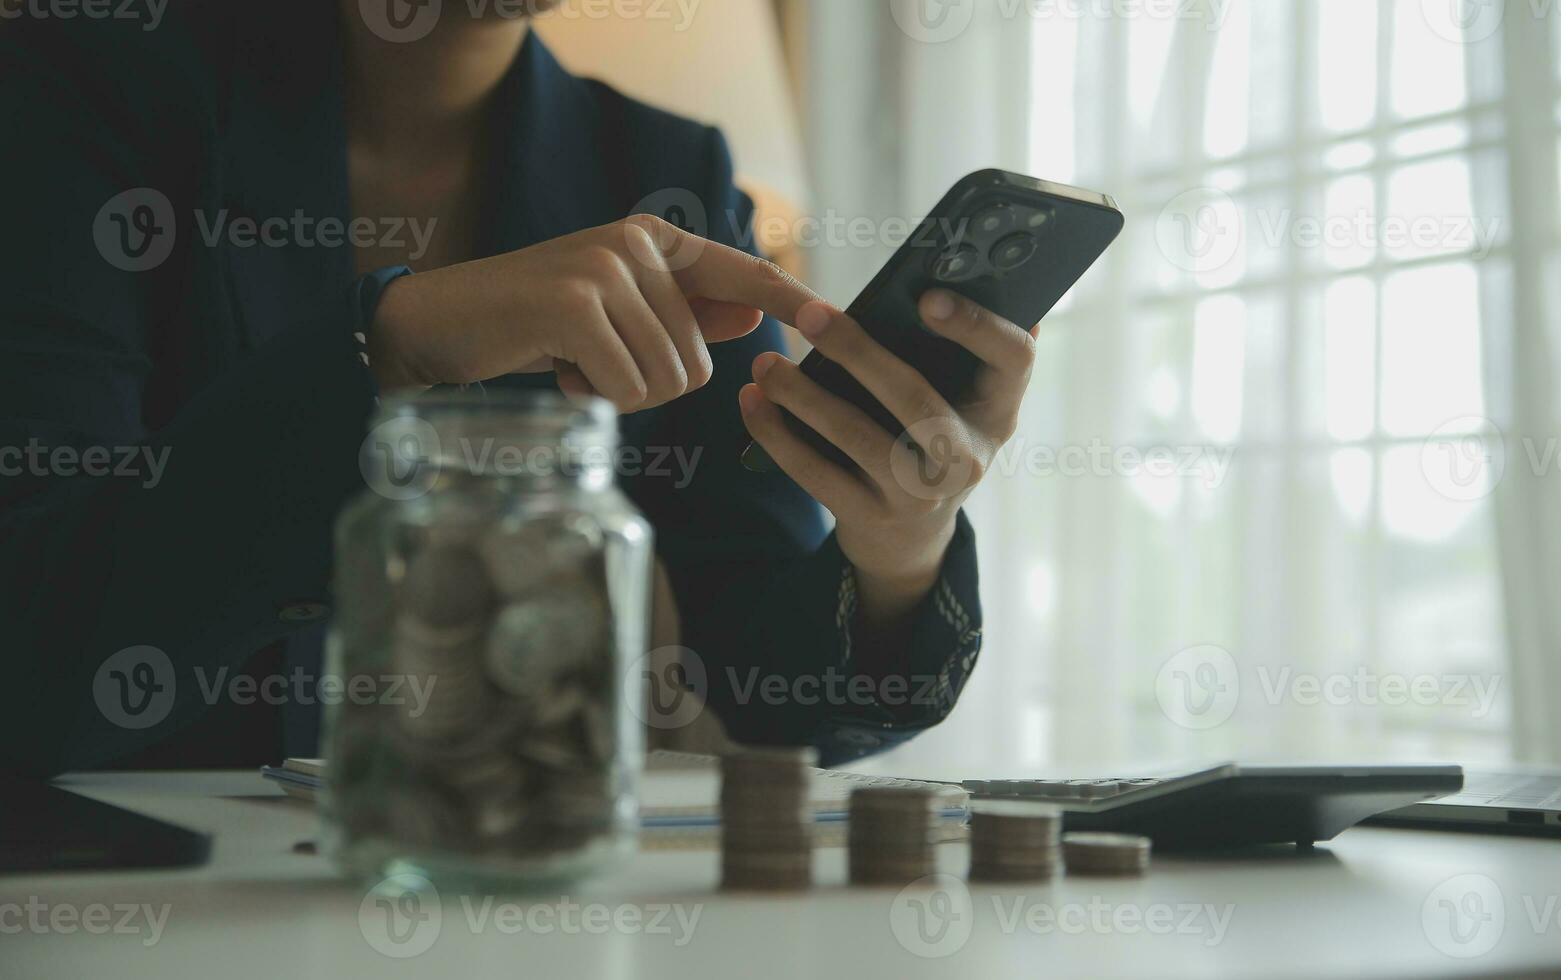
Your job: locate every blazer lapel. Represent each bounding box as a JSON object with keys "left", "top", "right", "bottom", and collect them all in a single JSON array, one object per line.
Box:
[{"left": 486, "top": 32, "right": 629, "bottom": 255}]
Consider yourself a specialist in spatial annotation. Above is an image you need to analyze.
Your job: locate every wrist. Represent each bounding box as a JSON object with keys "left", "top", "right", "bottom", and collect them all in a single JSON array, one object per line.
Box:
[
  {"left": 837, "top": 516, "right": 956, "bottom": 587},
  {"left": 366, "top": 275, "right": 430, "bottom": 393},
  {"left": 837, "top": 517, "right": 956, "bottom": 634}
]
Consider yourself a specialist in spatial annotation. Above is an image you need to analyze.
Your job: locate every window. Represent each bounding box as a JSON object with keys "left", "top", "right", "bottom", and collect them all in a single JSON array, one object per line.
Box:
[{"left": 947, "top": 0, "right": 1561, "bottom": 769}]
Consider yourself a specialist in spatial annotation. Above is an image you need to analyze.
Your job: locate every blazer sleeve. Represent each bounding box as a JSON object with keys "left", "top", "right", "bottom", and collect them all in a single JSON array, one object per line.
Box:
[
  {"left": 0, "top": 25, "right": 379, "bottom": 776},
  {"left": 636, "top": 127, "right": 985, "bottom": 766}
]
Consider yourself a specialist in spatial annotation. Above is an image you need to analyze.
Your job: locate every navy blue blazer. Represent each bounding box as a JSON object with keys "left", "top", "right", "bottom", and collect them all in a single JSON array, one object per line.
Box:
[{"left": 0, "top": 4, "right": 982, "bottom": 776}]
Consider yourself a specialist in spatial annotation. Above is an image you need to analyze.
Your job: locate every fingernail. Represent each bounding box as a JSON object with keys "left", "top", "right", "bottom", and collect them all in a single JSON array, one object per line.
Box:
[
  {"left": 753, "top": 355, "right": 777, "bottom": 381},
  {"left": 924, "top": 291, "right": 957, "bottom": 321},
  {"left": 795, "top": 302, "right": 831, "bottom": 339}
]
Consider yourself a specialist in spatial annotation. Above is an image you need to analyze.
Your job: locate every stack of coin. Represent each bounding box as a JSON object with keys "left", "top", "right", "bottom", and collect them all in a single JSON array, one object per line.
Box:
[
  {"left": 967, "top": 800, "right": 1063, "bottom": 882},
  {"left": 720, "top": 747, "right": 816, "bottom": 890},
  {"left": 849, "top": 786, "right": 954, "bottom": 885},
  {"left": 1061, "top": 832, "right": 1152, "bottom": 876}
]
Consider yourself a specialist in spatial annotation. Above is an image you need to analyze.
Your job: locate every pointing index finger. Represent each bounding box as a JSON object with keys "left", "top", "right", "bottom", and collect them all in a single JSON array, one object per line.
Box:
[{"left": 666, "top": 229, "right": 820, "bottom": 327}]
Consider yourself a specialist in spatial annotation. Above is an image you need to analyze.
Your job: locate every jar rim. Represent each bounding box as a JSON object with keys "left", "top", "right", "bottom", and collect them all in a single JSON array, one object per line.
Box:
[{"left": 376, "top": 389, "right": 615, "bottom": 431}]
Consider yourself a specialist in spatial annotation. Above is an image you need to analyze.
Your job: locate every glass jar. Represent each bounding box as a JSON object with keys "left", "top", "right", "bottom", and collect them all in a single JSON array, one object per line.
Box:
[{"left": 324, "top": 390, "right": 651, "bottom": 889}]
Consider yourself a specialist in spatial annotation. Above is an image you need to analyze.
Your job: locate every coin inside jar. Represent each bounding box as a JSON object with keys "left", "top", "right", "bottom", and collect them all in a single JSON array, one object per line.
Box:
[
  {"left": 484, "top": 590, "right": 611, "bottom": 697},
  {"left": 399, "top": 542, "right": 495, "bottom": 628}
]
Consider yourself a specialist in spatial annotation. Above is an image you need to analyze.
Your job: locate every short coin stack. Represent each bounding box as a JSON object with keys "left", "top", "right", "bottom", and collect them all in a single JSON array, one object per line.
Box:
[
  {"left": 848, "top": 786, "right": 954, "bottom": 885},
  {"left": 1061, "top": 832, "right": 1153, "bottom": 876},
  {"left": 967, "top": 801, "right": 1063, "bottom": 882},
  {"left": 720, "top": 747, "right": 817, "bottom": 891}
]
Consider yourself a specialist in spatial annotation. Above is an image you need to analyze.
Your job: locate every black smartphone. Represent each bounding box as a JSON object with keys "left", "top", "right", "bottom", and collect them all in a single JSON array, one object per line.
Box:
[
  {"left": 1, "top": 777, "right": 212, "bottom": 873},
  {"left": 741, "top": 169, "right": 1124, "bottom": 472}
]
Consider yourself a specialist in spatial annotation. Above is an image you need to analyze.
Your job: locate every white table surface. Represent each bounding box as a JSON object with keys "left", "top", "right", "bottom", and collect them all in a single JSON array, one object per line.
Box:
[{"left": 5, "top": 771, "right": 1561, "bottom": 979}]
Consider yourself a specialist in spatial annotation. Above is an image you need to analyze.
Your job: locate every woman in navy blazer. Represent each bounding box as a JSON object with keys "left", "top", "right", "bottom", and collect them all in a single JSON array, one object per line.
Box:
[{"left": 0, "top": 2, "right": 1036, "bottom": 775}]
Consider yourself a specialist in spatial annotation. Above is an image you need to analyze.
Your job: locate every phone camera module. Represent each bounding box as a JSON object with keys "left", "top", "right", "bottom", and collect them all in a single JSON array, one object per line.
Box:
[
  {"left": 932, "top": 243, "right": 983, "bottom": 283},
  {"left": 971, "top": 205, "right": 1015, "bottom": 236},
  {"left": 991, "top": 233, "right": 1038, "bottom": 271}
]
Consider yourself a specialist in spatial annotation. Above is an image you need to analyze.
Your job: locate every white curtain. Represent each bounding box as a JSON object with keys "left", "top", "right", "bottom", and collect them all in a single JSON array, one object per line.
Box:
[{"left": 797, "top": 0, "right": 1561, "bottom": 776}]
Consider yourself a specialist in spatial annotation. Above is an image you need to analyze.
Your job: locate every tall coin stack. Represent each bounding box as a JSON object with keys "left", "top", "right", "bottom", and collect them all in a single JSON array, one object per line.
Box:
[
  {"left": 967, "top": 801, "right": 1063, "bottom": 882},
  {"left": 848, "top": 786, "right": 954, "bottom": 885},
  {"left": 720, "top": 747, "right": 817, "bottom": 891},
  {"left": 1061, "top": 832, "right": 1153, "bottom": 876}
]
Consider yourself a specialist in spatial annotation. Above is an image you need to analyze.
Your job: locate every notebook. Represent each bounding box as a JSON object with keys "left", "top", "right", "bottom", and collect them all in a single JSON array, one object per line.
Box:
[{"left": 260, "top": 750, "right": 969, "bottom": 849}]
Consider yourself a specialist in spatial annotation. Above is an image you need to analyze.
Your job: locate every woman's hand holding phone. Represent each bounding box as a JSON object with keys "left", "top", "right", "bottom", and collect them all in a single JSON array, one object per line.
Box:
[
  {"left": 739, "top": 290, "right": 1036, "bottom": 618},
  {"left": 367, "top": 215, "right": 819, "bottom": 411}
]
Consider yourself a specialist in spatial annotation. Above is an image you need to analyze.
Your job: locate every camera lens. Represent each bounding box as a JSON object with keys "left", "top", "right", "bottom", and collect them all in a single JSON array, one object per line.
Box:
[
  {"left": 1027, "top": 207, "right": 1056, "bottom": 231},
  {"left": 991, "top": 233, "right": 1038, "bottom": 271},
  {"left": 971, "top": 205, "right": 1015, "bottom": 236},
  {"left": 931, "top": 243, "right": 982, "bottom": 283}
]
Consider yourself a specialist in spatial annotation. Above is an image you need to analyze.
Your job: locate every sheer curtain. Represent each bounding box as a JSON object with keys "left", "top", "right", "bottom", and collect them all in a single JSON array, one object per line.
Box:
[{"left": 795, "top": 0, "right": 1561, "bottom": 775}]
